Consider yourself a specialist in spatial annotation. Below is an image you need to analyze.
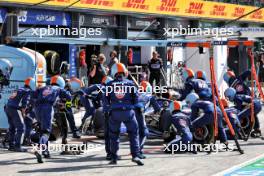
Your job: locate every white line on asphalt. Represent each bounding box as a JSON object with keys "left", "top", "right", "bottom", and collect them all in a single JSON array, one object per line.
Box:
[
  {"left": 85, "top": 145, "right": 105, "bottom": 153},
  {"left": 213, "top": 153, "right": 264, "bottom": 176}
]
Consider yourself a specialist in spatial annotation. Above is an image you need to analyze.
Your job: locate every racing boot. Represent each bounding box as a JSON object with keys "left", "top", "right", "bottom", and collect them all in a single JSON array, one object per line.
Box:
[
  {"left": 72, "top": 131, "right": 81, "bottom": 139},
  {"left": 132, "top": 157, "right": 144, "bottom": 166},
  {"left": 106, "top": 153, "right": 112, "bottom": 160},
  {"left": 138, "top": 152, "right": 146, "bottom": 159},
  {"left": 109, "top": 159, "right": 117, "bottom": 165},
  {"left": 34, "top": 151, "right": 43, "bottom": 163},
  {"left": 251, "top": 129, "right": 262, "bottom": 138},
  {"left": 42, "top": 150, "right": 50, "bottom": 158}
]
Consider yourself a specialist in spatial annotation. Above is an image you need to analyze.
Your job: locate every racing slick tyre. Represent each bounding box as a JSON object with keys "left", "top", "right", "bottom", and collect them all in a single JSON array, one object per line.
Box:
[
  {"left": 193, "top": 124, "right": 215, "bottom": 146},
  {"left": 93, "top": 107, "right": 105, "bottom": 138},
  {"left": 239, "top": 116, "right": 252, "bottom": 138}
]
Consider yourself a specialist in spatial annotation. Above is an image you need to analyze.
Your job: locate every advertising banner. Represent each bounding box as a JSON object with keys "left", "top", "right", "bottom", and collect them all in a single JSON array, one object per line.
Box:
[
  {"left": 2, "top": 0, "right": 264, "bottom": 23},
  {"left": 18, "top": 9, "right": 71, "bottom": 26}
]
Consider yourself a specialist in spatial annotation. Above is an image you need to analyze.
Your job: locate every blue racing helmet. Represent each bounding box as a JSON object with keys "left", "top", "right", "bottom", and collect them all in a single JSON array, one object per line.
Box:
[
  {"left": 224, "top": 88, "right": 236, "bottom": 101},
  {"left": 102, "top": 76, "right": 113, "bottom": 85},
  {"left": 110, "top": 63, "right": 128, "bottom": 78},
  {"left": 185, "top": 93, "right": 199, "bottom": 106},
  {"left": 182, "top": 68, "right": 194, "bottom": 82},
  {"left": 69, "top": 77, "right": 83, "bottom": 92},
  {"left": 50, "top": 75, "right": 65, "bottom": 89},
  {"left": 223, "top": 71, "right": 235, "bottom": 84},
  {"left": 169, "top": 100, "right": 182, "bottom": 113},
  {"left": 195, "top": 70, "right": 207, "bottom": 81},
  {"left": 24, "top": 77, "right": 36, "bottom": 90}
]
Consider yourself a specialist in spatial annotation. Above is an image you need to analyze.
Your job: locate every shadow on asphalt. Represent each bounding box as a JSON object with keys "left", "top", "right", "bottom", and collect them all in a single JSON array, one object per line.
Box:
[{"left": 18, "top": 163, "right": 138, "bottom": 174}]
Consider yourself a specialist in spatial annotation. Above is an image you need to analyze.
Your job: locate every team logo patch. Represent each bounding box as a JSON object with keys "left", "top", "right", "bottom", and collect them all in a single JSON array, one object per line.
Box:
[
  {"left": 115, "top": 88, "right": 125, "bottom": 99},
  {"left": 236, "top": 85, "right": 244, "bottom": 92},
  {"left": 42, "top": 88, "right": 52, "bottom": 96}
]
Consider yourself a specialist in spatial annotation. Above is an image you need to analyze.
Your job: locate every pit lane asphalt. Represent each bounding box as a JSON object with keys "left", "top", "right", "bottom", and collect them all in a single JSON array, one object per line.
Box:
[{"left": 0, "top": 109, "right": 263, "bottom": 176}]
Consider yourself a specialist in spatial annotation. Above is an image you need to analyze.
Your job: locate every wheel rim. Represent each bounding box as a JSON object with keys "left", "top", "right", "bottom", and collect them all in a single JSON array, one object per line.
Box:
[{"left": 194, "top": 126, "right": 209, "bottom": 141}]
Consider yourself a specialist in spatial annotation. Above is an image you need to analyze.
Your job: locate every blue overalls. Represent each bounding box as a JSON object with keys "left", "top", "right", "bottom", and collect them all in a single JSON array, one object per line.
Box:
[
  {"left": 166, "top": 111, "right": 193, "bottom": 152},
  {"left": 33, "top": 85, "right": 71, "bottom": 153},
  {"left": 228, "top": 70, "right": 251, "bottom": 96},
  {"left": 135, "top": 93, "right": 161, "bottom": 153},
  {"left": 190, "top": 100, "right": 227, "bottom": 143},
  {"left": 77, "top": 84, "right": 112, "bottom": 156},
  {"left": 5, "top": 87, "right": 31, "bottom": 149},
  {"left": 179, "top": 78, "right": 212, "bottom": 101},
  {"left": 24, "top": 99, "right": 36, "bottom": 142},
  {"left": 76, "top": 84, "right": 101, "bottom": 125},
  {"left": 104, "top": 78, "right": 140, "bottom": 160},
  {"left": 234, "top": 94, "right": 262, "bottom": 130},
  {"left": 224, "top": 107, "right": 241, "bottom": 138}
]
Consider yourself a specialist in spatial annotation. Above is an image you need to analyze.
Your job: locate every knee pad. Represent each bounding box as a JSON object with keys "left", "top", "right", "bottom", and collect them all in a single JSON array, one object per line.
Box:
[{"left": 182, "top": 133, "right": 193, "bottom": 143}]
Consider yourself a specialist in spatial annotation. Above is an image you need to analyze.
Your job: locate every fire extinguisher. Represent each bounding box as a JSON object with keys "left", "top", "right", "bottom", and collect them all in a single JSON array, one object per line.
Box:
[{"left": 127, "top": 48, "right": 133, "bottom": 65}]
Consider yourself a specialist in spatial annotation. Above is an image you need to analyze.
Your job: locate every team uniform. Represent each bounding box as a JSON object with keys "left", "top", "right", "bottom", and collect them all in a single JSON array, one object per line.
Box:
[
  {"left": 5, "top": 86, "right": 31, "bottom": 151},
  {"left": 189, "top": 99, "right": 228, "bottom": 144},
  {"left": 136, "top": 91, "right": 161, "bottom": 157},
  {"left": 233, "top": 94, "right": 262, "bottom": 133},
  {"left": 224, "top": 70, "right": 251, "bottom": 96},
  {"left": 105, "top": 62, "right": 143, "bottom": 165},
  {"left": 179, "top": 78, "right": 212, "bottom": 101},
  {"left": 33, "top": 77, "right": 71, "bottom": 157},
  {"left": 165, "top": 101, "right": 193, "bottom": 153}
]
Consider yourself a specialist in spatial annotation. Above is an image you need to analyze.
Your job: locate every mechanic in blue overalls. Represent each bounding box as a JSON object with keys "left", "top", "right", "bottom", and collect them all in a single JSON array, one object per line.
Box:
[
  {"left": 5, "top": 77, "right": 36, "bottom": 152},
  {"left": 179, "top": 68, "right": 212, "bottom": 101},
  {"left": 33, "top": 75, "right": 71, "bottom": 159},
  {"left": 185, "top": 93, "right": 228, "bottom": 146},
  {"left": 71, "top": 76, "right": 114, "bottom": 161},
  {"left": 164, "top": 100, "right": 193, "bottom": 153},
  {"left": 223, "top": 70, "right": 251, "bottom": 96},
  {"left": 136, "top": 80, "right": 161, "bottom": 159},
  {"left": 220, "top": 98, "right": 244, "bottom": 139},
  {"left": 224, "top": 87, "right": 262, "bottom": 137},
  {"left": 23, "top": 97, "right": 37, "bottom": 146},
  {"left": 104, "top": 63, "right": 143, "bottom": 166}
]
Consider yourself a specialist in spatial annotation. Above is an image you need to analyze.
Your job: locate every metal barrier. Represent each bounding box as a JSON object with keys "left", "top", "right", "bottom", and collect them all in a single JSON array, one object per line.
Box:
[{"left": 127, "top": 65, "right": 143, "bottom": 83}]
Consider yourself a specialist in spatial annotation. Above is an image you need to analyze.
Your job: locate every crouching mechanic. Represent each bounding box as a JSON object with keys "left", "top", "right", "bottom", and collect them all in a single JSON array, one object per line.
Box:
[
  {"left": 179, "top": 68, "right": 212, "bottom": 101},
  {"left": 224, "top": 88, "right": 262, "bottom": 137},
  {"left": 136, "top": 80, "right": 161, "bottom": 159},
  {"left": 185, "top": 93, "right": 228, "bottom": 146},
  {"left": 223, "top": 70, "right": 251, "bottom": 96},
  {"left": 164, "top": 101, "right": 193, "bottom": 153},
  {"left": 33, "top": 75, "right": 71, "bottom": 159},
  {"left": 5, "top": 77, "right": 36, "bottom": 152},
  {"left": 221, "top": 98, "right": 243, "bottom": 139},
  {"left": 104, "top": 63, "right": 143, "bottom": 166}
]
